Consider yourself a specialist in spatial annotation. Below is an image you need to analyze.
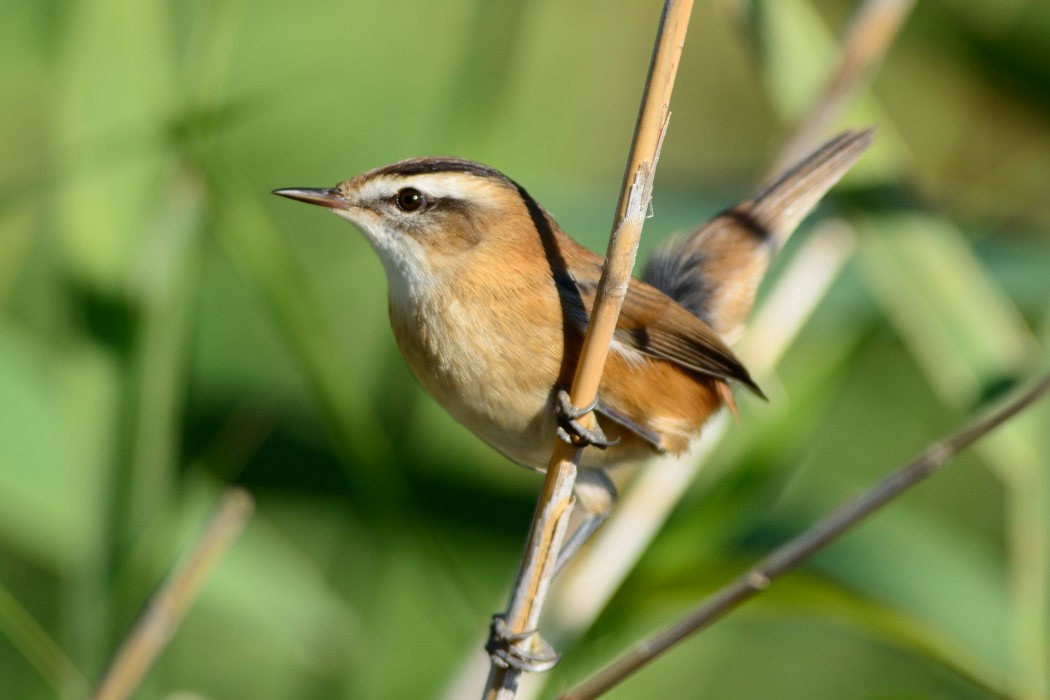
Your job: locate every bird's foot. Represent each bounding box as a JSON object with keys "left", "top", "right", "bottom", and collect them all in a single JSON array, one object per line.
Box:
[
  {"left": 555, "top": 389, "right": 619, "bottom": 449},
  {"left": 485, "top": 615, "right": 560, "bottom": 672}
]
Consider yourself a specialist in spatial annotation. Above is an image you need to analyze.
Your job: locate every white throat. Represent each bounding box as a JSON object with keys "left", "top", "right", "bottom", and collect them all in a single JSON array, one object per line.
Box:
[{"left": 333, "top": 208, "right": 437, "bottom": 312}]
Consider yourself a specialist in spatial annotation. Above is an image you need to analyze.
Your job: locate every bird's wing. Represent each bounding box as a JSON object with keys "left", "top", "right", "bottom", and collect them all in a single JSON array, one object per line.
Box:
[{"left": 559, "top": 245, "right": 763, "bottom": 397}]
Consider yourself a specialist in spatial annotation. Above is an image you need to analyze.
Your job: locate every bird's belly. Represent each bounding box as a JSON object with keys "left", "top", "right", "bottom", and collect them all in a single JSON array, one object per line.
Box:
[{"left": 390, "top": 295, "right": 563, "bottom": 470}]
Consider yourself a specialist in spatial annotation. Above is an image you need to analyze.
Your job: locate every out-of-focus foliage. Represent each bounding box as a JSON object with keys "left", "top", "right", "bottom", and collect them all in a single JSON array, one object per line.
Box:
[{"left": 0, "top": 1, "right": 1048, "bottom": 699}]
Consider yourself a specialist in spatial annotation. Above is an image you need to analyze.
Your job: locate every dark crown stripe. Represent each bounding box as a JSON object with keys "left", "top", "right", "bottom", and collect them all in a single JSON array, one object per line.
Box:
[{"left": 374, "top": 157, "right": 510, "bottom": 183}]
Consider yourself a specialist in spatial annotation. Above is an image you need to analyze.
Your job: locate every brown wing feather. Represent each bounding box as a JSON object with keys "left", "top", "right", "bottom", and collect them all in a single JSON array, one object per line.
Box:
[
  {"left": 619, "top": 283, "right": 764, "bottom": 396},
  {"left": 560, "top": 248, "right": 762, "bottom": 396}
]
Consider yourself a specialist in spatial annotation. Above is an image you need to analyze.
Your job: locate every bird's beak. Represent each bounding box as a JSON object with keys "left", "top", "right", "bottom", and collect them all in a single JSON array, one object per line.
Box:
[{"left": 272, "top": 187, "right": 352, "bottom": 211}]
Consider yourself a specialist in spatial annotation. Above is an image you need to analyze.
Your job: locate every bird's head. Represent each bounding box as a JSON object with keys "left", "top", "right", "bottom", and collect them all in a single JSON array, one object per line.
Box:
[{"left": 274, "top": 158, "right": 533, "bottom": 287}]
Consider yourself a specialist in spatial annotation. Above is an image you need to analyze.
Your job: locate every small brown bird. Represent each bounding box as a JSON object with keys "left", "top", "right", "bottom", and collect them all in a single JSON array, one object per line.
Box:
[{"left": 275, "top": 129, "right": 872, "bottom": 559}]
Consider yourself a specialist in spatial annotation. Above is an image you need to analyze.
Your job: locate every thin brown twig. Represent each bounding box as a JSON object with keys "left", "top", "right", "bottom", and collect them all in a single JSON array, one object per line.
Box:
[
  {"left": 558, "top": 371, "right": 1050, "bottom": 700},
  {"left": 481, "top": 2, "right": 693, "bottom": 698},
  {"left": 91, "top": 488, "right": 254, "bottom": 700}
]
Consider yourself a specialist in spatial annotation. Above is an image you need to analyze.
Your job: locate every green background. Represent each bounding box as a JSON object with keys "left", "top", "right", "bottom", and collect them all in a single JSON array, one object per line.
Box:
[{"left": 1, "top": 0, "right": 1049, "bottom": 698}]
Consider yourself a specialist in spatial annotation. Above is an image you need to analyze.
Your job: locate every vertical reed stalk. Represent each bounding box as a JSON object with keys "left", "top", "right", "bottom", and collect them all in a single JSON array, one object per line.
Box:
[{"left": 481, "top": 2, "right": 694, "bottom": 698}]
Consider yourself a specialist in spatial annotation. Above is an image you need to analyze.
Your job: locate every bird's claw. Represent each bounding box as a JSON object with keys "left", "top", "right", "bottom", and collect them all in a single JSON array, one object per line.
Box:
[
  {"left": 555, "top": 389, "right": 619, "bottom": 449},
  {"left": 485, "top": 615, "right": 560, "bottom": 672},
  {"left": 556, "top": 390, "right": 599, "bottom": 420}
]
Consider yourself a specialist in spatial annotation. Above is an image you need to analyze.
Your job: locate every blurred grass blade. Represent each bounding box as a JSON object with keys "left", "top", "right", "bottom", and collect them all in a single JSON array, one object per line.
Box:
[
  {"left": 211, "top": 170, "right": 402, "bottom": 507},
  {"left": 175, "top": 474, "right": 362, "bottom": 671},
  {"left": 118, "top": 169, "right": 207, "bottom": 567},
  {"left": 858, "top": 213, "right": 1048, "bottom": 700},
  {"left": 181, "top": 0, "right": 250, "bottom": 109},
  {"left": 57, "top": 0, "right": 176, "bottom": 290},
  {"left": 807, "top": 504, "right": 1011, "bottom": 670},
  {"left": 748, "top": 0, "right": 907, "bottom": 182},
  {"left": 437, "top": 0, "right": 529, "bottom": 153},
  {"left": 858, "top": 214, "right": 1038, "bottom": 408},
  {"left": 0, "top": 321, "right": 122, "bottom": 677},
  {"left": 0, "top": 321, "right": 121, "bottom": 572},
  {"left": 0, "top": 578, "right": 90, "bottom": 700},
  {"left": 650, "top": 567, "right": 1012, "bottom": 697},
  {"left": 754, "top": 0, "right": 837, "bottom": 122},
  {"left": 0, "top": 202, "right": 38, "bottom": 307},
  {"left": 768, "top": 0, "right": 916, "bottom": 178},
  {"left": 759, "top": 574, "right": 1011, "bottom": 697}
]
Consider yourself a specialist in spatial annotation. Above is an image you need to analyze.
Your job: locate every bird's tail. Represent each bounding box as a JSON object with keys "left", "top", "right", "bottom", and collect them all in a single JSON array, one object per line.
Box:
[{"left": 642, "top": 128, "right": 874, "bottom": 339}]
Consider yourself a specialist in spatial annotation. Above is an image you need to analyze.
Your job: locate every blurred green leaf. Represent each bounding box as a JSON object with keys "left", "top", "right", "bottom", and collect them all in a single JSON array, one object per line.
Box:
[
  {"left": 154, "top": 476, "right": 359, "bottom": 700},
  {"left": 177, "top": 478, "right": 359, "bottom": 663},
  {"left": 118, "top": 170, "right": 207, "bottom": 559},
  {"left": 212, "top": 173, "right": 402, "bottom": 508},
  {"left": 806, "top": 506, "right": 1011, "bottom": 671},
  {"left": 437, "top": 0, "right": 529, "bottom": 153},
  {"left": 555, "top": 570, "right": 999, "bottom": 700},
  {"left": 57, "top": 0, "right": 177, "bottom": 290},
  {"left": 745, "top": 570, "right": 1011, "bottom": 697},
  {"left": 759, "top": 0, "right": 837, "bottom": 121},
  {"left": 858, "top": 214, "right": 1039, "bottom": 408},
  {"left": 598, "top": 562, "right": 1010, "bottom": 698},
  {"left": 0, "top": 321, "right": 119, "bottom": 573},
  {"left": 0, "top": 203, "right": 38, "bottom": 307}
]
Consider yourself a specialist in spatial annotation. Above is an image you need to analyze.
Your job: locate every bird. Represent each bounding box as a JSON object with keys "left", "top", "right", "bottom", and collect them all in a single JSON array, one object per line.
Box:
[{"left": 274, "top": 128, "right": 873, "bottom": 564}]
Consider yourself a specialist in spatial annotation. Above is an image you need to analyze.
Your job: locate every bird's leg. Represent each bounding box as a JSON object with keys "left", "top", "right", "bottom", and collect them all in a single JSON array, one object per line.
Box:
[
  {"left": 555, "top": 389, "right": 619, "bottom": 449},
  {"left": 486, "top": 431, "right": 619, "bottom": 672},
  {"left": 554, "top": 469, "right": 619, "bottom": 574},
  {"left": 553, "top": 509, "right": 610, "bottom": 575},
  {"left": 485, "top": 615, "right": 560, "bottom": 672}
]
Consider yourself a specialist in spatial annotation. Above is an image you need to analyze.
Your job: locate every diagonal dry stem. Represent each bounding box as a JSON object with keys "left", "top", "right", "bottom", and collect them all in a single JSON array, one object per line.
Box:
[
  {"left": 91, "top": 488, "right": 254, "bottom": 700},
  {"left": 557, "top": 371, "right": 1050, "bottom": 700},
  {"left": 481, "top": 2, "right": 693, "bottom": 698},
  {"left": 766, "top": 0, "right": 916, "bottom": 179}
]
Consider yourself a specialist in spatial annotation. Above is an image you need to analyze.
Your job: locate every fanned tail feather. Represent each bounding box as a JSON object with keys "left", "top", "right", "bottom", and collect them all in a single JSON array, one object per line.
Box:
[{"left": 643, "top": 128, "right": 875, "bottom": 339}]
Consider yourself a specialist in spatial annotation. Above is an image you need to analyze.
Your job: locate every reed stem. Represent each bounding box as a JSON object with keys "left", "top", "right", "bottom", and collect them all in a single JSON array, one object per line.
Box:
[{"left": 481, "top": 2, "right": 694, "bottom": 698}]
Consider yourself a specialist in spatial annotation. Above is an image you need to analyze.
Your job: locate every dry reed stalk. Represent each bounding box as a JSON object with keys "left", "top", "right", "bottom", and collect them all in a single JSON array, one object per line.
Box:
[
  {"left": 91, "top": 488, "right": 254, "bottom": 700},
  {"left": 767, "top": 0, "right": 916, "bottom": 179},
  {"left": 557, "top": 371, "right": 1050, "bottom": 700},
  {"left": 481, "top": 2, "right": 693, "bottom": 698}
]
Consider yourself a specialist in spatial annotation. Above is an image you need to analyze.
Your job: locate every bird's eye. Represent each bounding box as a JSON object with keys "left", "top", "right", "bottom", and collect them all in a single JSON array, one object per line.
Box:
[{"left": 397, "top": 188, "right": 425, "bottom": 212}]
